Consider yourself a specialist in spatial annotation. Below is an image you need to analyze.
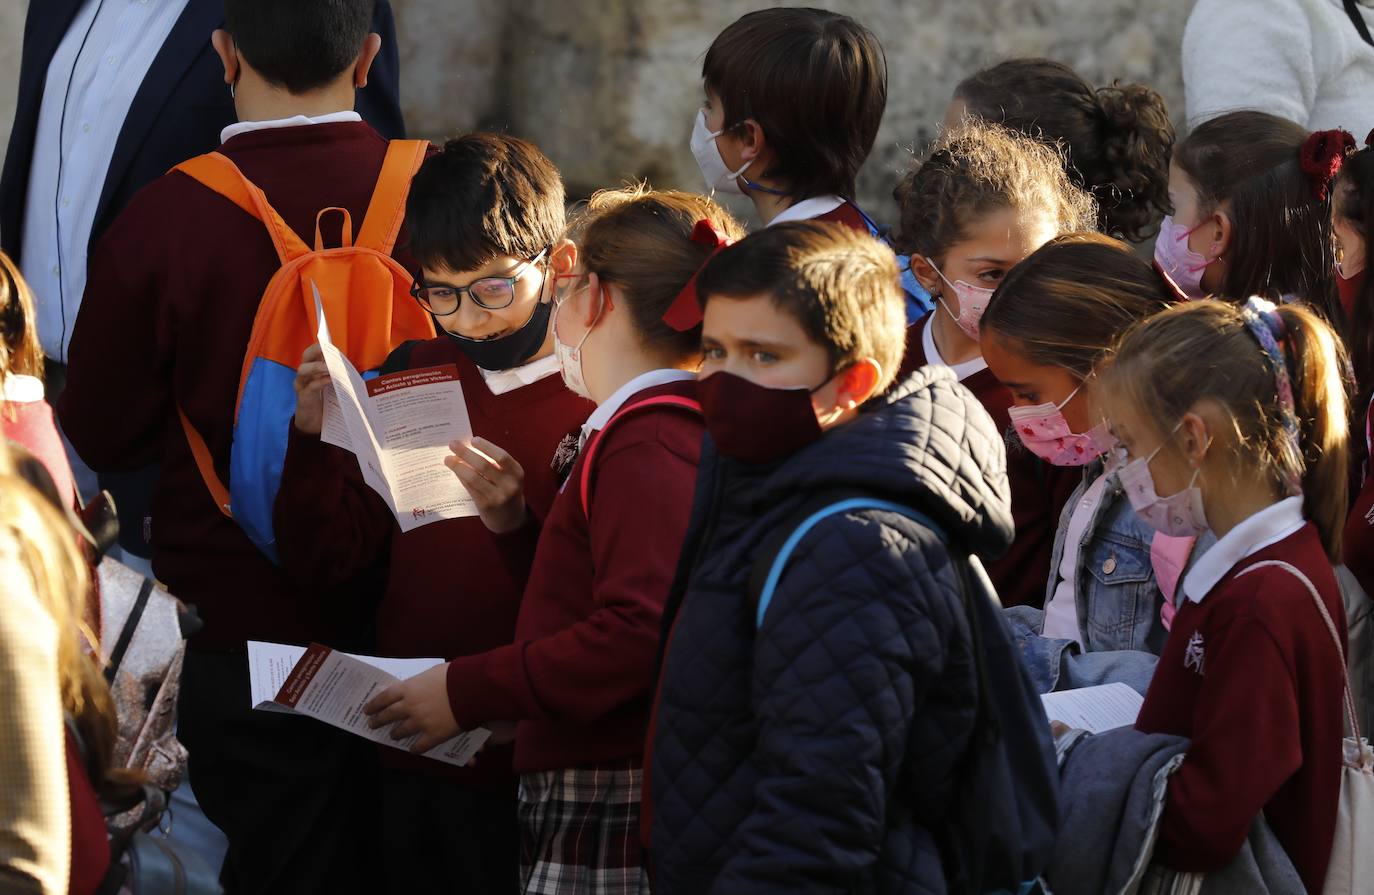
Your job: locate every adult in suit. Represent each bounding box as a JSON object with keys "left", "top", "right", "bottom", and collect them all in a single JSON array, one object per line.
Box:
[{"left": 0, "top": 0, "right": 404, "bottom": 564}]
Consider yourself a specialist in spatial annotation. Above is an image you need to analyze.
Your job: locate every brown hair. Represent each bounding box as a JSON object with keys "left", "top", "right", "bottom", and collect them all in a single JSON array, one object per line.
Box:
[
  {"left": 891, "top": 119, "right": 1098, "bottom": 264},
  {"left": 1104, "top": 300, "right": 1350, "bottom": 561},
  {"left": 1175, "top": 111, "right": 1342, "bottom": 325},
  {"left": 703, "top": 7, "right": 887, "bottom": 202},
  {"left": 696, "top": 220, "right": 906, "bottom": 393},
  {"left": 982, "top": 233, "right": 1177, "bottom": 376},
  {"left": 0, "top": 441, "right": 127, "bottom": 797},
  {"left": 0, "top": 251, "right": 45, "bottom": 381},
  {"left": 568, "top": 185, "right": 745, "bottom": 361},
  {"left": 405, "top": 133, "right": 566, "bottom": 274},
  {"left": 954, "top": 59, "right": 1174, "bottom": 243}
]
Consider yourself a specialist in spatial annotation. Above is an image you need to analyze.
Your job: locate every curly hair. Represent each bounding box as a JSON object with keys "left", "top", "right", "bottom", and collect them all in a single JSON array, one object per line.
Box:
[
  {"left": 954, "top": 58, "right": 1174, "bottom": 243},
  {"left": 891, "top": 118, "right": 1098, "bottom": 264}
]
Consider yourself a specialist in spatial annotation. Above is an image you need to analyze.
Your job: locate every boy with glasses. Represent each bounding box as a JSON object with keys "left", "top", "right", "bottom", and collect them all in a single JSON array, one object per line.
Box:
[{"left": 276, "top": 132, "right": 591, "bottom": 892}]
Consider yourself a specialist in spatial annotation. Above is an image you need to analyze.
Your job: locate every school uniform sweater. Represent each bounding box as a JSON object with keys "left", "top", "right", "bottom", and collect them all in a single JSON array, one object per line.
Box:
[
  {"left": 1136, "top": 515, "right": 1345, "bottom": 894},
  {"left": 58, "top": 122, "right": 410, "bottom": 652},
  {"left": 447, "top": 379, "right": 703, "bottom": 774},
  {"left": 898, "top": 314, "right": 1078, "bottom": 607},
  {"left": 274, "top": 338, "right": 592, "bottom": 785}
]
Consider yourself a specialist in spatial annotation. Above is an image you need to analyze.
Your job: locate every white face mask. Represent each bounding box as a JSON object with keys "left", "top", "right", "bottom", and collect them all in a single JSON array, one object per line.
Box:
[
  {"left": 1116, "top": 422, "right": 1210, "bottom": 537},
  {"left": 690, "top": 109, "right": 750, "bottom": 197},
  {"left": 552, "top": 290, "right": 599, "bottom": 401}
]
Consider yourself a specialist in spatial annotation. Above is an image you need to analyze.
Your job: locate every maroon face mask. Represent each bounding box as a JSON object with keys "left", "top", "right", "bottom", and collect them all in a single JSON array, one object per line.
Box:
[{"left": 698, "top": 371, "right": 826, "bottom": 465}]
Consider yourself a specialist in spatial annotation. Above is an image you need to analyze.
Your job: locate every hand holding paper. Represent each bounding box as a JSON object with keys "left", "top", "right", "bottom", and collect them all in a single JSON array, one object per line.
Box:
[
  {"left": 445, "top": 437, "right": 528, "bottom": 534},
  {"left": 364, "top": 662, "right": 463, "bottom": 754}
]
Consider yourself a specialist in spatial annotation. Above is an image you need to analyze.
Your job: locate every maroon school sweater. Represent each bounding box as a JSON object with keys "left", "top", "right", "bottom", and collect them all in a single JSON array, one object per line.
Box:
[
  {"left": 1135, "top": 524, "right": 1345, "bottom": 894},
  {"left": 273, "top": 339, "right": 592, "bottom": 785},
  {"left": 58, "top": 122, "right": 410, "bottom": 651},
  {"left": 898, "top": 315, "right": 1077, "bottom": 607},
  {"left": 447, "top": 379, "right": 703, "bottom": 774}
]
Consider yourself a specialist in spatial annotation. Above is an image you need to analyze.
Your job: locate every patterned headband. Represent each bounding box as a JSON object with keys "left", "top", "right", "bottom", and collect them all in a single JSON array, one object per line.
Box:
[{"left": 1239, "top": 296, "right": 1302, "bottom": 495}]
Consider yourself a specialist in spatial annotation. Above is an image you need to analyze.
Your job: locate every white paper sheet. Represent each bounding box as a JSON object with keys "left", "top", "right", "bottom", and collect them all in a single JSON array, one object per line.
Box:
[
  {"left": 1040, "top": 682, "right": 1144, "bottom": 734},
  {"left": 247, "top": 640, "right": 491, "bottom": 767},
  {"left": 312, "top": 282, "right": 478, "bottom": 529}
]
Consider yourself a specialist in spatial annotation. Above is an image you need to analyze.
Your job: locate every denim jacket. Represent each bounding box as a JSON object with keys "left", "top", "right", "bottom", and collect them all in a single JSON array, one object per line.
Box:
[{"left": 1007, "top": 463, "right": 1177, "bottom": 693}]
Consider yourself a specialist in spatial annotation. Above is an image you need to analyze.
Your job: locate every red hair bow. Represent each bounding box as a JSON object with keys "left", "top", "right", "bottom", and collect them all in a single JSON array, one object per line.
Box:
[
  {"left": 1300, "top": 128, "right": 1356, "bottom": 202},
  {"left": 662, "top": 219, "right": 735, "bottom": 332}
]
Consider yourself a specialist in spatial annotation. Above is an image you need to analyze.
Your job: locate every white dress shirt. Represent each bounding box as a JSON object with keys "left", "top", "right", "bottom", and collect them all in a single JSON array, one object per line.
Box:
[
  {"left": 767, "top": 194, "right": 845, "bottom": 227},
  {"left": 1181, "top": 495, "right": 1307, "bottom": 603},
  {"left": 21, "top": 0, "right": 191, "bottom": 362},
  {"left": 921, "top": 314, "right": 988, "bottom": 382},
  {"left": 478, "top": 352, "right": 562, "bottom": 396},
  {"left": 579, "top": 368, "right": 697, "bottom": 450}
]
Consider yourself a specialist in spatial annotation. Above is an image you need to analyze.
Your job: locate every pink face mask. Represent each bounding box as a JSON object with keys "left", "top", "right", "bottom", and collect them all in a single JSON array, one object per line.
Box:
[
  {"left": 1116, "top": 424, "right": 1210, "bottom": 537},
  {"left": 1008, "top": 385, "right": 1115, "bottom": 467},
  {"left": 927, "top": 259, "right": 994, "bottom": 341},
  {"left": 1153, "top": 215, "right": 1217, "bottom": 299}
]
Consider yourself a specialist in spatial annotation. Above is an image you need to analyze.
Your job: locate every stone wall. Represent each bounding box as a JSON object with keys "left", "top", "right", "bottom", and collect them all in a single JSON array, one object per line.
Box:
[{"left": 0, "top": 0, "right": 1196, "bottom": 228}]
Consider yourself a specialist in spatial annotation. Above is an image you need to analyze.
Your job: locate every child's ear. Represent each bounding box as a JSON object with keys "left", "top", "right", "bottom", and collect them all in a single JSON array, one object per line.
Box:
[
  {"left": 354, "top": 33, "right": 383, "bottom": 89},
  {"left": 1203, "top": 208, "right": 1232, "bottom": 262},
  {"left": 907, "top": 254, "right": 943, "bottom": 296},
  {"left": 551, "top": 239, "right": 578, "bottom": 277},
  {"left": 1179, "top": 409, "right": 1212, "bottom": 468},
  {"left": 837, "top": 358, "right": 883, "bottom": 410},
  {"left": 736, "top": 119, "right": 767, "bottom": 165},
  {"left": 211, "top": 30, "right": 238, "bottom": 87}
]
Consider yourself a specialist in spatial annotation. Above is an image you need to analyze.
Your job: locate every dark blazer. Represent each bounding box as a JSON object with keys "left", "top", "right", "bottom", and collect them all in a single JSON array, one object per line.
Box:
[{"left": 0, "top": 0, "right": 405, "bottom": 263}]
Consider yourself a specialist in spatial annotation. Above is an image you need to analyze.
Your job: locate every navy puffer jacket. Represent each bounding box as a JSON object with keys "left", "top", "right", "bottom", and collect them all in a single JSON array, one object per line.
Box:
[{"left": 650, "top": 366, "right": 1015, "bottom": 894}]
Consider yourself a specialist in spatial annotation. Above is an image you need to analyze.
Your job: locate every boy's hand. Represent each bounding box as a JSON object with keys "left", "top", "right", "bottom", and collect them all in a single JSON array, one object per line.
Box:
[
  {"left": 293, "top": 344, "right": 332, "bottom": 435},
  {"left": 445, "top": 438, "right": 527, "bottom": 534},
  {"left": 363, "top": 663, "right": 459, "bottom": 754}
]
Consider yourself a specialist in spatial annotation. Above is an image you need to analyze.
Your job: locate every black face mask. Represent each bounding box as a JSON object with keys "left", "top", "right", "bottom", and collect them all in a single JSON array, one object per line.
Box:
[{"left": 443, "top": 297, "right": 553, "bottom": 371}]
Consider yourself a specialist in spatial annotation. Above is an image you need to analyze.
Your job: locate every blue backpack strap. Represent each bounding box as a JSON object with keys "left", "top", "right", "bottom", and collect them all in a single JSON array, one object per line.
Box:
[
  {"left": 753, "top": 496, "right": 945, "bottom": 629},
  {"left": 845, "top": 200, "right": 935, "bottom": 322}
]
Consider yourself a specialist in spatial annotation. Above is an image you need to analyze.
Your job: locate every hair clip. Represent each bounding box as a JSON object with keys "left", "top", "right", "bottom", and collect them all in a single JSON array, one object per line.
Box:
[
  {"left": 662, "top": 219, "right": 736, "bottom": 332},
  {"left": 1300, "top": 129, "right": 1356, "bottom": 202}
]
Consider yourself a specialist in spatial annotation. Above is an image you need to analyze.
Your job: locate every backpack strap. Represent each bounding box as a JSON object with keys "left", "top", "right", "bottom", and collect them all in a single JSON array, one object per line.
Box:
[
  {"left": 177, "top": 407, "right": 232, "bottom": 518},
  {"left": 356, "top": 139, "right": 429, "bottom": 254},
  {"left": 748, "top": 493, "right": 949, "bottom": 628},
  {"left": 172, "top": 152, "right": 310, "bottom": 263},
  {"left": 578, "top": 395, "right": 702, "bottom": 518},
  {"left": 103, "top": 577, "right": 155, "bottom": 684}
]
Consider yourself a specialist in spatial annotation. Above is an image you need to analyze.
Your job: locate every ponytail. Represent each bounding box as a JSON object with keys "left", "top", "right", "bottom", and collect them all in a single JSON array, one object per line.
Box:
[{"left": 1280, "top": 303, "right": 1350, "bottom": 559}]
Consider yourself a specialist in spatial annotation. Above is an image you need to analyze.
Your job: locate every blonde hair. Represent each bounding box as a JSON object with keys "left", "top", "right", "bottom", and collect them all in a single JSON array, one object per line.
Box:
[
  {"left": 568, "top": 184, "right": 746, "bottom": 361},
  {"left": 1103, "top": 300, "right": 1350, "bottom": 560},
  {"left": 0, "top": 442, "right": 120, "bottom": 787},
  {"left": 0, "top": 250, "right": 44, "bottom": 381}
]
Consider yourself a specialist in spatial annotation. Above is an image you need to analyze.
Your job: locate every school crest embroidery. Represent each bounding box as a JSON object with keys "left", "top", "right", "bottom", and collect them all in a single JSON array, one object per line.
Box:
[
  {"left": 551, "top": 432, "right": 580, "bottom": 489},
  {"left": 1183, "top": 630, "right": 1205, "bottom": 675}
]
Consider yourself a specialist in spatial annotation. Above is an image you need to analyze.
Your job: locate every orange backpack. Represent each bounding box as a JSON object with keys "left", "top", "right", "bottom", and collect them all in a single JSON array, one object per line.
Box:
[{"left": 172, "top": 140, "right": 437, "bottom": 562}]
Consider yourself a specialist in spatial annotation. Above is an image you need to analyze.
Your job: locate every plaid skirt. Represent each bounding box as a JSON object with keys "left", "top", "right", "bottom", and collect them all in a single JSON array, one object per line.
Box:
[{"left": 518, "top": 763, "right": 650, "bottom": 895}]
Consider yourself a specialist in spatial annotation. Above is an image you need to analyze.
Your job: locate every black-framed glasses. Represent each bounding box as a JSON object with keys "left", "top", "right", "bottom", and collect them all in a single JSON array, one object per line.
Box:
[{"left": 410, "top": 248, "right": 549, "bottom": 316}]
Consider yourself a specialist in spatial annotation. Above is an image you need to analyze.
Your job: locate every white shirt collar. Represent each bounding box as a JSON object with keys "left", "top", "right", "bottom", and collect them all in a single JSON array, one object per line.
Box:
[
  {"left": 579, "top": 368, "right": 697, "bottom": 447},
  {"left": 220, "top": 110, "right": 363, "bottom": 145},
  {"left": 1181, "top": 495, "right": 1306, "bottom": 603},
  {"left": 767, "top": 195, "right": 846, "bottom": 227},
  {"left": 2, "top": 374, "right": 45, "bottom": 404},
  {"left": 477, "top": 353, "right": 562, "bottom": 396},
  {"left": 922, "top": 315, "right": 988, "bottom": 381}
]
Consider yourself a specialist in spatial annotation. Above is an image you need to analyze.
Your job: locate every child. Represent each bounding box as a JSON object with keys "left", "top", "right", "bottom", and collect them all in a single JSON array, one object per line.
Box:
[
  {"left": 56, "top": 2, "right": 402, "bottom": 889},
  {"left": 364, "top": 186, "right": 745, "bottom": 893},
  {"left": 691, "top": 8, "right": 886, "bottom": 231},
  {"left": 979, "top": 234, "right": 1179, "bottom": 687},
  {"left": 1100, "top": 298, "right": 1348, "bottom": 894},
  {"left": 949, "top": 58, "right": 1175, "bottom": 243},
  {"left": 1333, "top": 139, "right": 1374, "bottom": 597},
  {"left": 0, "top": 250, "right": 74, "bottom": 505},
  {"left": 650, "top": 221, "right": 1050, "bottom": 892},
  {"left": 1156, "top": 111, "right": 1347, "bottom": 323},
  {"left": 273, "top": 133, "right": 591, "bottom": 893},
  {"left": 892, "top": 119, "right": 1098, "bottom": 608}
]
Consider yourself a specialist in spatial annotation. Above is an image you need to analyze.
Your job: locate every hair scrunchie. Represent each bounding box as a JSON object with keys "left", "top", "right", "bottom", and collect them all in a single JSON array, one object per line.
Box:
[
  {"left": 1300, "top": 129, "right": 1357, "bottom": 202},
  {"left": 1240, "top": 296, "right": 1303, "bottom": 495}
]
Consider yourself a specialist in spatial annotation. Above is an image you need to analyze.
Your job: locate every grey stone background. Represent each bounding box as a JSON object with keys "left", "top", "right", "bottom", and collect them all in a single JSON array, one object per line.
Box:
[{"left": 0, "top": 0, "right": 1196, "bottom": 227}]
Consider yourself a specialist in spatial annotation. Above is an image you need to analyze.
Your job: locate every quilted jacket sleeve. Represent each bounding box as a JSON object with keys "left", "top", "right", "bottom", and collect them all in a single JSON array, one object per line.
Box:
[{"left": 710, "top": 511, "right": 959, "bottom": 893}]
